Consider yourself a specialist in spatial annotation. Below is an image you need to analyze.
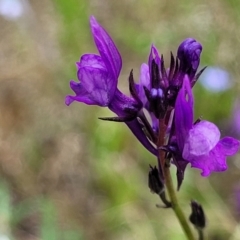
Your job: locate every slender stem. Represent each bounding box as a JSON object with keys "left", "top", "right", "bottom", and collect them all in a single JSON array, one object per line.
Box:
[
  {"left": 158, "top": 119, "right": 195, "bottom": 240},
  {"left": 198, "top": 229, "right": 204, "bottom": 240},
  {"left": 164, "top": 165, "right": 195, "bottom": 239}
]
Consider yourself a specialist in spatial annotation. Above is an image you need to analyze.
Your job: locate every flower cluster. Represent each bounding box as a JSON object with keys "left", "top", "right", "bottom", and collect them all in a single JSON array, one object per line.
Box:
[{"left": 66, "top": 16, "right": 239, "bottom": 189}]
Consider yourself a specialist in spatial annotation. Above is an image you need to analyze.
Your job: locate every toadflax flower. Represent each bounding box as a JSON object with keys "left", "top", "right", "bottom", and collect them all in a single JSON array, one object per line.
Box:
[
  {"left": 65, "top": 16, "right": 157, "bottom": 155},
  {"left": 132, "top": 38, "right": 203, "bottom": 138},
  {"left": 174, "top": 76, "right": 239, "bottom": 177}
]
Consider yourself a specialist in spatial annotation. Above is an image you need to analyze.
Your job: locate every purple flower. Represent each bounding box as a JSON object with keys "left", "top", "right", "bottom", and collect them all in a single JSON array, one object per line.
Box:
[
  {"left": 65, "top": 16, "right": 157, "bottom": 155},
  {"left": 65, "top": 16, "right": 122, "bottom": 107},
  {"left": 174, "top": 76, "right": 239, "bottom": 177}
]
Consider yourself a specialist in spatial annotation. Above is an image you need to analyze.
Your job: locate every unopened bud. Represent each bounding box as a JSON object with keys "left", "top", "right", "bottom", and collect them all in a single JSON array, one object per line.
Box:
[
  {"left": 189, "top": 200, "right": 206, "bottom": 229},
  {"left": 148, "top": 165, "right": 164, "bottom": 195}
]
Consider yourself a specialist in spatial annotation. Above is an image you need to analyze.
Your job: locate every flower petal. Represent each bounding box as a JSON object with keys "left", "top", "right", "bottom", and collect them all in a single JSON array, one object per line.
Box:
[
  {"left": 139, "top": 63, "right": 150, "bottom": 87},
  {"left": 137, "top": 63, "right": 150, "bottom": 106},
  {"left": 190, "top": 143, "right": 229, "bottom": 177},
  {"left": 78, "top": 66, "right": 111, "bottom": 106},
  {"left": 90, "top": 16, "right": 122, "bottom": 83},
  {"left": 148, "top": 45, "right": 161, "bottom": 69},
  {"left": 183, "top": 120, "right": 220, "bottom": 160},
  {"left": 217, "top": 137, "right": 240, "bottom": 156},
  {"left": 76, "top": 53, "right": 118, "bottom": 105},
  {"left": 148, "top": 45, "right": 161, "bottom": 85},
  {"left": 67, "top": 54, "right": 115, "bottom": 106},
  {"left": 65, "top": 81, "right": 96, "bottom": 106},
  {"left": 175, "top": 76, "right": 193, "bottom": 151},
  {"left": 150, "top": 113, "right": 159, "bottom": 133},
  {"left": 77, "top": 54, "right": 106, "bottom": 69}
]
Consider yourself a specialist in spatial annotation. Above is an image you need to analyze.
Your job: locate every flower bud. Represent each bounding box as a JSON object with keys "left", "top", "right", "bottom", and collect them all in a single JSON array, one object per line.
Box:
[
  {"left": 177, "top": 38, "right": 202, "bottom": 79},
  {"left": 148, "top": 165, "right": 164, "bottom": 194},
  {"left": 189, "top": 200, "right": 206, "bottom": 229}
]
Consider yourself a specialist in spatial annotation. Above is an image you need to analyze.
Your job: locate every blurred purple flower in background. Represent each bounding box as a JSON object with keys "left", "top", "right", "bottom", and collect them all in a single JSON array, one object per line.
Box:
[
  {"left": 199, "top": 66, "right": 232, "bottom": 92},
  {"left": 0, "top": 0, "right": 25, "bottom": 20}
]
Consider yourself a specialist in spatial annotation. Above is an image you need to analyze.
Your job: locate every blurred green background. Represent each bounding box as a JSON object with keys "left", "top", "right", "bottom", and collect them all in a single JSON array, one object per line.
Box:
[{"left": 0, "top": 0, "right": 240, "bottom": 239}]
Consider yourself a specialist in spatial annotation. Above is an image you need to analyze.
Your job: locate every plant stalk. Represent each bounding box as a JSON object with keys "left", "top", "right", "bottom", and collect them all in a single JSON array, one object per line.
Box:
[{"left": 158, "top": 119, "right": 195, "bottom": 240}]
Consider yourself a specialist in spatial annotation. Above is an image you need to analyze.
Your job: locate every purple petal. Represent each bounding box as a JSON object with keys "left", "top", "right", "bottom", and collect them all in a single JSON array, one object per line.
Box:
[
  {"left": 189, "top": 138, "right": 239, "bottom": 177},
  {"left": 90, "top": 16, "right": 122, "bottom": 83},
  {"left": 78, "top": 54, "right": 117, "bottom": 104},
  {"left": 150, "top": 113, "right": 159, "bottom": 133},
  {"left": 190, "top": 143, "right": 228, "bottom": 177},
  {"left": 78, "top": 66, "right": 111, "bottom": 106},
  {"left": 139, "top": 63, "right": 150, "bottom": 88},
  {"left": 183, "top": 120, "right": 220, "bottom": 160},
  {"left": 175, "top": 76, "right": 193, "bottom": 151},
  {"left": 65, "top": 81, "right": 97, "bottom": 106},
  {"left": 77, "top": 54, "right": 106, "bottom": 69},
  {"left": 148, "top": 45, "right": 161, "bottom": 78},
  {"left": 148, "top": 45, "right": 161, "bottom": 67},
  {"left": 65, "top": 95, "right": 96, "bottom": 106},
  {"left": 138, "top": 63, "right": 150, "bottom": 106},
  {"left": 67, "top": 54, "right": 115, "bottom": 106},
  {"left": 217, "top": 137, "right": 240, "bottom": 156}
]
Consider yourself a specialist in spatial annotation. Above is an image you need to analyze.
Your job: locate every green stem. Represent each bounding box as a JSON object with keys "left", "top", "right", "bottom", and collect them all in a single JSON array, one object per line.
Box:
[
  {"left": 164, "top": 165, "right": 195, "bottom": 240},
  {"left": 158, "top": 119, "right": 195, "bottom": 240},
  {"left": 197, "top": 229, "right": 204, "bottom": 240}
]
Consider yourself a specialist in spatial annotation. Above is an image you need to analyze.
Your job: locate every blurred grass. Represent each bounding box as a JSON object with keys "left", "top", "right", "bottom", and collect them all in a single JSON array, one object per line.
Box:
[{"left": 0, "top": 0, "right": 240, "bottom": 239}]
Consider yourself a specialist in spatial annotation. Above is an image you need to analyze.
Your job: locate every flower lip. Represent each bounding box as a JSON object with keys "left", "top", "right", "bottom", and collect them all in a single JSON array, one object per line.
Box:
[
  {"left": 183, "top": 121, "right": 221, "bottom": 160},
  {"left": 190, "top": 137, "right": 240, "bottom": 177}
]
